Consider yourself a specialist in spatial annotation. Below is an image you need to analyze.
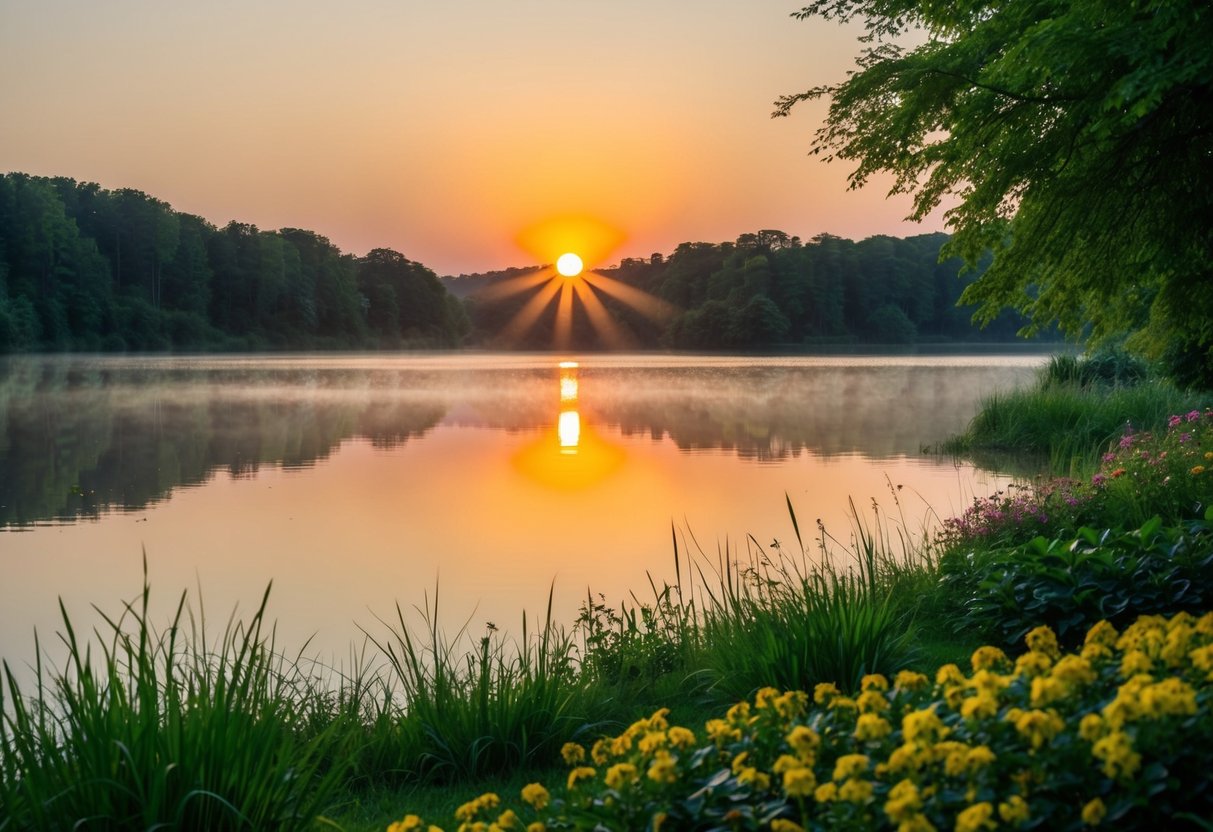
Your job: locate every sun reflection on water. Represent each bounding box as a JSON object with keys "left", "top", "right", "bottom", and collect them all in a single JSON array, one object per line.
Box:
[{"left": 511, "top": 362, "right": 624, "bottom": 488}]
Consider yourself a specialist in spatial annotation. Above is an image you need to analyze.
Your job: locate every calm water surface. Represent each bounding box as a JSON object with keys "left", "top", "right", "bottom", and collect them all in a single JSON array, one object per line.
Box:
[{"left": 0, "top": 353, "right": 1043, "bottom": 668}]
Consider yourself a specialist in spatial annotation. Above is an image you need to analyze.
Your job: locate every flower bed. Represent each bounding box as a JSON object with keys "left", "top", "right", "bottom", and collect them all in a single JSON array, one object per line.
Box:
[{"left": 389, "top": 612, "right": 1213, "bottom": 830}]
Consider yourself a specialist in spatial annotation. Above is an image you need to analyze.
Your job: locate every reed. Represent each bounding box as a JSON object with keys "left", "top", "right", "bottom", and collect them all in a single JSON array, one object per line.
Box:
[{"left": 0, "top": 572, "right": 349, "bottom": 831}]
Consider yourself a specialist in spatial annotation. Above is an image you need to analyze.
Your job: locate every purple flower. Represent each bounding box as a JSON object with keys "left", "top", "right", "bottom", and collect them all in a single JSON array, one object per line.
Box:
[
  {"left": 1180, "top": 433, "right": 1192, "bottom": 444},
  {"left": 1092, "top": 474, "right": 1106, "bottom": 486},
  {"left": 1170, "top": 415, "right": 1183, "bottom": 428},
  {"left": 1119, "top": 434, "right": 1135, "bottom": 449},
  {"left": 1188, "top": 410, "right": 1202, "bottom": 423},
  {"left": 1102, "top": 452, "right": 1116, "bottom": 463}
]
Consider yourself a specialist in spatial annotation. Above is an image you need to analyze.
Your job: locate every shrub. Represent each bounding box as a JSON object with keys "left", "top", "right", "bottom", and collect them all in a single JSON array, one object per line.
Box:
[
  {"left": 941, "top": 517, "right": 1213, "bottom": 648},
  {"left": 395, "top": 612, "right": 1213, "bottom": 831}
]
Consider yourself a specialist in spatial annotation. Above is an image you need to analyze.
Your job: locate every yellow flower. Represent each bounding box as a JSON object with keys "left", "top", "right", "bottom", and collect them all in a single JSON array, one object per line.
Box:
[
  {"left": 833, "top": 753, "right": 870, "bottom": 781},
  {"left": 560, "top": 742, "right": 585, "bottom": 765},
  {"left": 454, "top": 793, "right": 500, "bottom": 823},
  {"left": 590, "top": 738, "right": 610, "bottom": 765},
  {"left": 897, "top": 817, "right": 937, "bottom": 832},
  {"left": 386, "top": 815, "right": 424, "bottom": 832},
  {"left": 961, "top": 694, "right": 999, "bottom": 720},
  {"left": 902, "top": 707, "right": 950, "bottom": 744},
  {"left": 997, "top": 795, "right": 1030, "bottom": 826},
  {"left": 774, "top": 690, "right": 809, "bottom": 719},
  {"left": 1025, "top": 626, "right": 1061, "bottom": 658},
  {"left": 838, "top": 777, "right": 874, "bottom": 803},
  {"left": 1051, "top": 655, "right": 1097, "bottom": 687},
  {"left": 1092, "top": 731, "right": 1141, "bottom": 780},
  {"left": 638, "top": 731, "right": 668, "bottom": 754},
  {"left": 755, "top": 686, "right": 780, "bottom": 709},
  {"left": 1078, "top": 713, "right": 1105, "bottom": 742},
  {"left": 966, "top": 745, "right": 996, "bottom": 771},
  {"left": 855, "top": 713, "right": 893, "bottom": 742},
  {"left": 829, "top": 696, "right": 858, "bottom": 712},
  {"left": 1191, "top": 465, "right": 1205, "bottom": 475},
  {"left": 786, "top": 725, "right": 821, "bottom": 757},
  {"left": 527, "top": 824, "right": 545, "bottom": 832},
  {"left": 857, "top": 690, "right": 890, "bottom": 713},
  {"left": 955, "top": 802, "right": 996, "bottom": 832},
  {"left": 737, "top": 766, "right": 771, "bottom": 791},
  {"left": 647, "top": 750, "right": 678, "bottom": 785},
  {"left": 1190, "top": 643, "right": 1213, "bottom": 675},
  {"left": 667, "top": 726, "right": 696, "bottom": 749},
  {"left": 1140, "top": 677, "right": 1197, "bottom": 717},
  {"left": 604, "top": 763, "right": 638, "bottom": 790},
  {"left": 566, "top": 766, "right": 596, "bottom": 790},
  {"left": 520, "top": 783, "right": 549, "bottom": 811},
  {"left": 814, "top": 782, "right": 838, "bottom": 802},
  {"left": 726, "top": 701, "right": 751, "bottom": 723},
  {"left": 882, "top": 742, "right": 924, "bottom": 776},
  {"left": 1120, "top": 650, "right": 1153, "bottom": 677},
  {"left": 1081, "top": 797, "right": 1107, "bottom": 826},
  {"left": 883, "top": 779, "right": 922, "bottom": 822},
  {"left": 496, "top": 809, "right": 521, "bottom": 829},
  {"left": 705, "top": 719, "right": 740, "bottom": 744},
  {"left": 783, "top": 766, "right": 817, "bottom": 798},
  {"left": 894, "top": 670, "right": 930, "bottom": 691},
  {"left": 861, "top": 673, "right": 890, "bottom": 692},
  {"left": 970, "top": 645, "right": 1008, "bottom": 672},
  {"left": 935, "top": 664, "right": 966, "bottom": 686},
  {"left": 1029, "top": 677, "right": 1066, "bottom": 708},
  {"left": 1014, "top": 651, "right": 1053, "bottom": 677},
  {"left": 1085, "top": 619, "right": 1119, "bottom": 647},
  {"left": 647, "top": 707, "right": 670, "bottom": 731},
  {"left": 814, "top": 682, "right": 841, "bottom": 704},
  {"left": 651, "top": 813, "right": 666, "bottom": 832},
  {"left": 1011, "top": 709, "right": 1065, "bottom": 750},
  {"left": 731, "top": 751, "right": 750, "bottom": 775},
  {"left": 1081, "top": 642, "right": 1113, "bottom": 662},
  {"left": 770, "top": 821, "right": 806, "bottom": 832}
]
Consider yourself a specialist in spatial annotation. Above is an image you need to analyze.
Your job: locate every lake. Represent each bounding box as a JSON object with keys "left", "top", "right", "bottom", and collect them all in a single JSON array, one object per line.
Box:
[{"left": 0, "top": 353, "right": 1043, "bottom": 670}]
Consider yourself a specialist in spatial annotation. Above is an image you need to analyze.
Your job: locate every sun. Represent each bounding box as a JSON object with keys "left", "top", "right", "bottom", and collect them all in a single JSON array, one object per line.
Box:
[{"left": 556, "top": 252, "right": 583, "bottom": 277}]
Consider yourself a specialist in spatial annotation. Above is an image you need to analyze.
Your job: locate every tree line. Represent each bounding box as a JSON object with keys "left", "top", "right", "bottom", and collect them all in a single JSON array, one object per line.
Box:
[
  {"left": 457, "top": 230, "right": 1055, "bottom": 349},
  {"left": 1, "top": 172, "right": 1057, "bottom": 354},
  {"left": 0, "top": 173, "right": 469, "bottom": 351}
]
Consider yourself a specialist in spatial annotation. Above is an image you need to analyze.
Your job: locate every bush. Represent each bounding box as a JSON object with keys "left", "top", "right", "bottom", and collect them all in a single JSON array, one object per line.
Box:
[
  {"left": 396, "top": 612, "right": 1213, "bottom": 831},
  {"left": 941, "top": 517, "right": 1213, "bottom": 648}
]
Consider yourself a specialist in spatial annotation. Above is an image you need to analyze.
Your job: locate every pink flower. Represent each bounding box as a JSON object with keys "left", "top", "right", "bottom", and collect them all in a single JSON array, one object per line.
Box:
[
  {"left": 1169, "top": 415, "right": 1183, "bottom": 428},
  {"left": 1119, "top": 434, "right": 1135, "bottom": 449},
  {"left": 1187, "top": 410, "right": 1202, "bottom": 423},
  {"left": 1102, "top": 452, "right": 1116, "bottom": 463}
]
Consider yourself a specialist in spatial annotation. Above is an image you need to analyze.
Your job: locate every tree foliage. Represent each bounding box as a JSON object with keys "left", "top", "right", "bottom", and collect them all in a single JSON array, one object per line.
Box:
[
  {"left": 0, "top": 174, "right": 468, "bottom": 352},
  {"left": 776, "top": 0, "right": 1213, "bottom": 384}
]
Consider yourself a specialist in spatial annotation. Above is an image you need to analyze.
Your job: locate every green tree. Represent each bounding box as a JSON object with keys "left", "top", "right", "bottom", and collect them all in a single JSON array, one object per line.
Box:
[{"left": 777, "top": 0, "right": 1213, "bottom": 384}]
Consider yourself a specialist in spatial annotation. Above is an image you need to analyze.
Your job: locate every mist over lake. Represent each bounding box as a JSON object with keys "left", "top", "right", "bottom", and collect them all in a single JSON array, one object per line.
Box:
[{"left": 0, "top": 352, "right": 1041, "bottom": 667}]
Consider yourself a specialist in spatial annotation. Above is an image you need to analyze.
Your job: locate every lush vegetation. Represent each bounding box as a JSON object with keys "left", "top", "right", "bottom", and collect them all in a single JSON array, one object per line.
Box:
[
  {"left": 401, "top": 612, "right": 1213, "bottom": 831},
  {"left": 453, "top": 231, "right": 1057, "bottom": 350},
  {"left": 0, "top": 173, "right": 469, "bottom": 352},
  {"left": 777, "top": 0, "right": 1213, "bottom": 386}
]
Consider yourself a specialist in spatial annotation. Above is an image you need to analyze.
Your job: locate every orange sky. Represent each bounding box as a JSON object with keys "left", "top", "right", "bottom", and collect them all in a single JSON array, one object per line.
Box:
[{"left": 0, "top": 1, "right": 945, "bottom": 275}]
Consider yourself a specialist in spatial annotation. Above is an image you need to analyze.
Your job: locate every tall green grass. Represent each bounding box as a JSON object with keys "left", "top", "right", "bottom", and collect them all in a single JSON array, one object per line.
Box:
[
  {"left": 691, "top": 498, "right": 920, "bottom": 699},
  {"left": 943, "top": 380, "right": 1206, "bottom": 468},
  {"left": 359, "top": 584, "right": 599, "bottom": 784},
  {"left": 0, "top": 577, "right": 349, "bottom": 831}
]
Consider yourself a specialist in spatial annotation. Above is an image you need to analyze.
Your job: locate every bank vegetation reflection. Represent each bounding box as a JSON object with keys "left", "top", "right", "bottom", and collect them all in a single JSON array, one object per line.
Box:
[{"left": 0, "top": 356, "right": 1032, "bottom": 525}]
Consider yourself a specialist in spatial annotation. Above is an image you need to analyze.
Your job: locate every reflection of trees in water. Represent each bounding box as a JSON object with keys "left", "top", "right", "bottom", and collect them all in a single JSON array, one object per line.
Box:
[
  {"left": 0, "top": 360, "right": 447, "bottom": 526},
  {"left": 442, "top": 365, "right": 1037, "bottom": 463},
  {"left": 0, "top": 358, "right": 1036, "bottom": 525}
]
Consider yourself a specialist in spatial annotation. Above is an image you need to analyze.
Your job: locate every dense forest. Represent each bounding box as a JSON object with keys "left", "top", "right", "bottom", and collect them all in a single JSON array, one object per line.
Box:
[
  {"left": 453, "top": 230, "right": 1055, "bottom": 349},
  {"left": 0, "top": 173, "right": 469, "bottom": 351},
  {"left": 0, "top": 173, "right": 1055, "bottom": 353}
]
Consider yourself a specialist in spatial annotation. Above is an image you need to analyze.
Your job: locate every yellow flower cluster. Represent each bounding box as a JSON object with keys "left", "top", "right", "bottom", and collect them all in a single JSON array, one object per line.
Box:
[{"left": 390, "top": 611, "right": 1213, "bottom": 832}]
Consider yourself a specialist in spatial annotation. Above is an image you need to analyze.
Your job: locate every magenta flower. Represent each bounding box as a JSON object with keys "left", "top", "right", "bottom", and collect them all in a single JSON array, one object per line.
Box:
[{"left": 1169, "top": 415, "right": 1183, "bottom": 428}]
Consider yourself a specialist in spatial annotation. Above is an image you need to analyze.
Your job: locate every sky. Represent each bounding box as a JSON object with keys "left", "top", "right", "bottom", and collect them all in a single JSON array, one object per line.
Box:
[{"left": 0, "top": 0, "right": 945, "bottom": 275}]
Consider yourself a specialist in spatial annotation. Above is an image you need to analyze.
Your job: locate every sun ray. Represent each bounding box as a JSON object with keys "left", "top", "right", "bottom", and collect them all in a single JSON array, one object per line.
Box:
[
  {"left": 572, "top": 279, "right": 634, "bottom": 350},
  {"left": 553, "top": 279, "right": 575, "bottom": 350},
  {"left": 495, "top": 275, "right": 563, "bottom": 346},
  {"left": 580, "top": 271, "right": 677, "bottom": 323},
  {"left": 473, "top": 268, "right": 553, "bottom": 302}
]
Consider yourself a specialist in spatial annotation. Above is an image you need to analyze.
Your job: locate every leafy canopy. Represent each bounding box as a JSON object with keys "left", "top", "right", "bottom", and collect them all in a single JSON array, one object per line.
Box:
[{"left": 776, "top": 0, "right": 1213, "bottom": 385}]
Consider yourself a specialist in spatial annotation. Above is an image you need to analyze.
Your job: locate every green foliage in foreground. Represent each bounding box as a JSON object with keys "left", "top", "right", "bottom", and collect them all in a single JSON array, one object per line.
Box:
[
  {"left": 392, "top": 612, "right": 1213, "bottom": 831},
  {"left": 0, "top": 579, "right": 349, "bottom": 831},
  {"left": 942, "top": 517, "right": 1213, "bottom": 650}
]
